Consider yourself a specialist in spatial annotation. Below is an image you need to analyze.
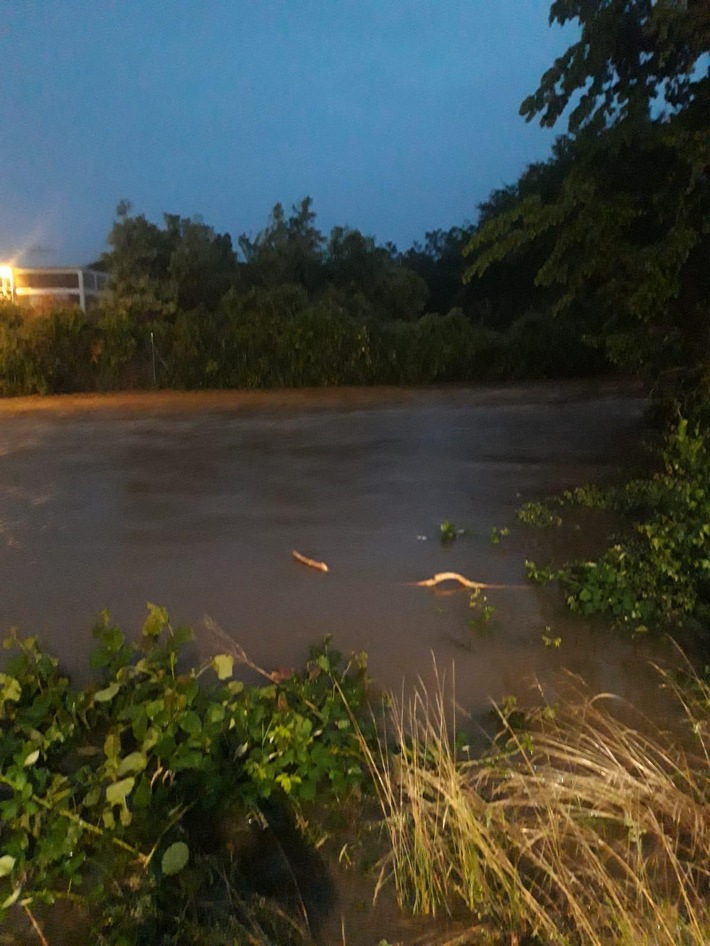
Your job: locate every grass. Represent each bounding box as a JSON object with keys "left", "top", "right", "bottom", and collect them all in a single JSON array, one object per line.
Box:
[{"left": 359, "top": 659, "right": 710, "bottom": 945}]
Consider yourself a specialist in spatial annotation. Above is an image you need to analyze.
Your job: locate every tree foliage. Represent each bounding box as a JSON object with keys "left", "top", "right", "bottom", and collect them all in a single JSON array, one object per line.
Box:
[
  {"left": 103, "top": 202, "right": 240, "bottom": 313},
  {"left": 464, "top": 0, "right": 710, "bottom": 408},
  {"left": 238, "top": 197, "right": 326, "bottom": 292},
  {"left": 521, "top": 0, "right": 710, "bottom": 133}
]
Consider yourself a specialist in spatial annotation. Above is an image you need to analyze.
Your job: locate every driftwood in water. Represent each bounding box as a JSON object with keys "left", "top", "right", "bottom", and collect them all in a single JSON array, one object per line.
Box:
[
  {"left": 292, "top": 550, "right": 329, "bottom": 573},
  {"left": 411, "top": 571, "right": 525, "bottom": 590}
]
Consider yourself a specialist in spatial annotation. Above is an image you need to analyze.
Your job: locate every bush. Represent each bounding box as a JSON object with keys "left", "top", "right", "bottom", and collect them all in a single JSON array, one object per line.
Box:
[
  {"left": 0, "top": 304, "right": 98, "bottom": 395},
  {"left": 0, "top": 607, "right": 373, "bottom": 944},
  {"left": 524, "top": 418, "right": 710, "bottom": 634}
]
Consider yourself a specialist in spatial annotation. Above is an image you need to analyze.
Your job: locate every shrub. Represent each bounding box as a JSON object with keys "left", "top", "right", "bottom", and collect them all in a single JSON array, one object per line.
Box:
[
  {"left": 0, "top": 607, "right": 373, "bottom": 944},
  {"left": 524, "top": 419, "right": 710, "bottom": 634}
]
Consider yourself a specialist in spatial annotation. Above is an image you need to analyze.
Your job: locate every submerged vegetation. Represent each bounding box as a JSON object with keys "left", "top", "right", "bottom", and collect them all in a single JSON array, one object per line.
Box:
[{"left": 522, "top": 419, "right": 710, "bottom": 638}]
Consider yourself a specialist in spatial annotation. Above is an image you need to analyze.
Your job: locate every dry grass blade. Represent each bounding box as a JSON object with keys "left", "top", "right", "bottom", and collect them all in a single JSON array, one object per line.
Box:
[{"left": 360, "top": 661, "right": 710, "bottom": 946}]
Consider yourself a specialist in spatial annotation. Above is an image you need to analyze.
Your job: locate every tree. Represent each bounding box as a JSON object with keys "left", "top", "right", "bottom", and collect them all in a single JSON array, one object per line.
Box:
[
  {"left": 404, "top": 227, "right": 477, "bottom": 318},
  {"left": 102, "top": 204, "right": 239, "bottom": 314},
  {"left": 238, "top": 197, "right": 326, "bottom": 292},
  {"left": 520, "top": 0, "right": 709, "bottom": 133},
  {"left": 464, "top": 0, "right": 710, "bottom": 406},
  {"left": 326, "top": 226, "right": 427, "bottom": 321}
]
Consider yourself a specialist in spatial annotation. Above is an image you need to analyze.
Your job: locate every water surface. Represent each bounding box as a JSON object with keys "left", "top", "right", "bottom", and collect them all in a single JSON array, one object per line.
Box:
[{"left": 0, "top": 381, "right": 669, "bottom": 717}]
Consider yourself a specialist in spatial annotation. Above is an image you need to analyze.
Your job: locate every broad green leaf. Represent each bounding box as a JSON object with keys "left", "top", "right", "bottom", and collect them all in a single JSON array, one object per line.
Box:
[
  {"left": 145, "top": 698, "right": 166, "bottom": 721},
  {"left": 173, "top": 624, "right": 193, "bottom": 647},
  {"left": 0, "top": 855, "right": 15, "bottom": 878},
  {"left": 94, "top": 683, "right": 120, "bottom": 703},
  {"left": 23, "top": 750, "right": 40, "bottom": 767},
  {"left": 0, "top": 674, "right": 21, "bottom": 703},
  {"left": 206, "top": 703, "right": 225, "bottom": 724},
  {"left": 161, "top": 841, "right": 189, "bottom": 876},
  {"left": 104, "top": 732, "right": 121, "bottom": 762},
  {"left": 132, "top": 776, "right": 151, "bottom": 809},
  {"left": 143, "top": 603, "right": 169, "bottom": 638},
  {"left": 177, "top": 711, "right": 201, "bottom": 737},
  {"left": 212, "top": 654, "right": 234, "bottom": 680},
  {"left": 1, "top": 887, "right": 21, "bottom": 909},
  {"left": 117, "top": 752, "right": 148, "bottom": 776},
  {"left": 106, "top": 777, "right": 135, "bottom": 807}
]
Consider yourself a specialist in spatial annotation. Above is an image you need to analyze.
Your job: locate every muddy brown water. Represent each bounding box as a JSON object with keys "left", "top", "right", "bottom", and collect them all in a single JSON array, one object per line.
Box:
[
  {"left": 1, "top": 380, "right": 687, "bottom": 946},
  {"left": 0, "top": 380, "right": 672, "bottom": 716}
]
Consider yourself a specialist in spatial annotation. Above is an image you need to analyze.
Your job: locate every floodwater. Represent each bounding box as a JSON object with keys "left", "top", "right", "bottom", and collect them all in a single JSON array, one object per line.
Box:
[
  {"left": 4, "top": 380, "right": 690, "bottom": 946},
  {"left": 0, "top": 380, "right": 672, "bottom": 718}
]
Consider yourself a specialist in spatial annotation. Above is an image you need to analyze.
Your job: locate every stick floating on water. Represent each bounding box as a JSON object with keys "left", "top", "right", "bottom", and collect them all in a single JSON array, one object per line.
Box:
[
  {"left": 292, "top": 550, "right": 329, "bottom": 573},
  {"left": 411, "top": 571, "right": 526, "bottom": 590}
]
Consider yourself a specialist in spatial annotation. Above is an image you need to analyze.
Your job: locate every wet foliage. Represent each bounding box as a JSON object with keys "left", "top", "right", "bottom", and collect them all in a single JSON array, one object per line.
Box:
[
  {"left": 0, "top": 607, "right": 374, "bottom": 945},
  {"left": 523, "top": 419, "right": 710, "bottom": 637}
]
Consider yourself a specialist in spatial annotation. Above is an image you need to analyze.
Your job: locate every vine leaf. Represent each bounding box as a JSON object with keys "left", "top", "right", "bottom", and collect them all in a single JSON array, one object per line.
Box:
[
  {"left": 161, "top": 841, "right": 189, "bottom": 876},
  {"left": 95, "top": 683, "right": 120, "bottom": 703},
  {"left": 106, "top": 777, "right": 135, "bottom": 807},
  {"left": 212, "top": 654, "right": 234, "bottom": 680},
  {"left": 117, "top": 752, "right": 148, "bottom": 777}
]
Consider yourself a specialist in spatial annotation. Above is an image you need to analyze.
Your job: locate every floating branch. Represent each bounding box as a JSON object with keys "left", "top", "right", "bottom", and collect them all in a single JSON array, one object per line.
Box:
[
  {"left": 411, "top": 571, "right": 525, "bottom": 590},
  {"left": 292, "top": 549, "right": 329, "bottom": 573}
]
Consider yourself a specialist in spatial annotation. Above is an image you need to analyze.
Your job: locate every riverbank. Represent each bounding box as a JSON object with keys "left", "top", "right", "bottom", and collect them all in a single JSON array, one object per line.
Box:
[{"left": 0, "top": 377, "right": 643, "bottom": 415}]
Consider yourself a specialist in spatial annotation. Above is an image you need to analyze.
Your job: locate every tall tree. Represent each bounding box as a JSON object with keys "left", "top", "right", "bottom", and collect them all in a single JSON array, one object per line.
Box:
[
  {"left": 103, "top": 204, "right": 239, "bottom": 314},
  {"left": 238, "top": 197, "right": 326, "bottom": 292},
  {"left": 464, "top": 0, "right": 710, "bottom": 404},
  {"left": 326, "top": 226, "right": 428, "bottom": 321}
]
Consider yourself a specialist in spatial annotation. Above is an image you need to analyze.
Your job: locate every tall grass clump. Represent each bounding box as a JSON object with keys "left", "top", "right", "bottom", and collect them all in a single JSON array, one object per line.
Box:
[{"left": 364, "top": 664, "right": 710, "bottom": 945}]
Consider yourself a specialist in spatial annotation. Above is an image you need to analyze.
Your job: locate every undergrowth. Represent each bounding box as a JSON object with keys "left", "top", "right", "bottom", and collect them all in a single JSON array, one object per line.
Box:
[
  {"left": 361, "top": 660, "right": 710, "bottom": 946},
  {"left": 0, "top": 606, "right": 374, "bottom": 946},
  {"left": 521, "top": 418, "right": 710, "bottom": 635}
]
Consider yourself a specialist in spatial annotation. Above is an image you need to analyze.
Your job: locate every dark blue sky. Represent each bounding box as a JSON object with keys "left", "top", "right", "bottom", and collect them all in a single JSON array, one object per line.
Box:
[{"left": 0, "top": 1, "right": 573, "bottom": 266}]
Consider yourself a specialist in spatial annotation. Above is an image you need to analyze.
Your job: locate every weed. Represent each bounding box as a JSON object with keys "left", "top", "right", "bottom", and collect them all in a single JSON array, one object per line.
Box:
[
  {"left": 488, "top": 526, "right": 509, "bottom": 545},
  {"left": 516, "top": 500, "right": 562, "bottom": 528},
  {"left": 523, "top": 420, "right": 710, "bottom": 634},
  {"left": 0, "top": 607, "right": 375, "bottom": 945},
  {"left": 360, "top": 662, "right": 710, "bottom": 945},
  {"left": 439, "top": 520, "right": 458, "bottom": 543}
]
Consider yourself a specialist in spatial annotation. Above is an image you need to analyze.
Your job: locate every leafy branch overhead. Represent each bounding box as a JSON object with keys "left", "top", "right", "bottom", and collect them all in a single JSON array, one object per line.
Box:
[
  {"left": 464, "top": 0, "right": 710, "bottom": 409},
  {"left": 520, "top": 0, "right": 710, "bottom": 133}
]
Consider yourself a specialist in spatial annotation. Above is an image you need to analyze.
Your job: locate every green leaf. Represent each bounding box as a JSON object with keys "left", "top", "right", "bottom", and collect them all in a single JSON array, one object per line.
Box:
[
  {"left": 0, "top": 674, "right": 21, "bottom": 703},
  {"left": 206, "top": 703, "right": 225, "bottom": 725},
  {"left": 143, "top": 603, "right": 169, "bottom": 638},
  {"left": 145, "top": 698, "right": 166, "bottom": 721},
  {"left": 172, "top": 624, "right": 193, "bottom": 647},
  {"left": 117, "top": 752, "right": 148, "bottom": 776},
  {"left": 106, "top": 777, "right": 135, "bottom": 807},
  {"left": 104, "top": 732, "right": 121, "bottom": 762},
  {"left": 212, "top": 654, "right": 234, "bottom": 680},
  {"left": 94, "top": 683, "right": 120, "bottom": 703},
  {"left": 0, "top": 855, "right": 15, "bottom": 878},
  {"left": 161, "top": 841, "right": 189, "bottom": 876},
  {"left": 1, "top": 887, "right": 21, "bottom": 909},
  {"left": 177, "top": 711, "right": 201, "bottom": 737},
  {"left": 23, "top": 750, "right": 40, "bottom": 767}
]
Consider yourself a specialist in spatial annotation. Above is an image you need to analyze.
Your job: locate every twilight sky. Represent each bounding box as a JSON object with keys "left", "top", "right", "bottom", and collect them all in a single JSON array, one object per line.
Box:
[{"left": 0, "top": 1, "right": 574, "bottom": 266}]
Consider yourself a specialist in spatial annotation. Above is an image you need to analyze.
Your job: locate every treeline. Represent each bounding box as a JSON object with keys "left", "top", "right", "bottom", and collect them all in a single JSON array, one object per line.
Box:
[
  {"left": 0, "top": 193, "right": 607, "bottom": 396},
  {"left": 2, "top": 0, "right": 707, "bottom": 404}
]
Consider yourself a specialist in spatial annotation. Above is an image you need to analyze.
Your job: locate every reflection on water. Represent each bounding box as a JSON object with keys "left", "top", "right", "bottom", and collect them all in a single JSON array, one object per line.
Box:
[{"left": 0, "top": 381, "right": 671, "bottom": 718}]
